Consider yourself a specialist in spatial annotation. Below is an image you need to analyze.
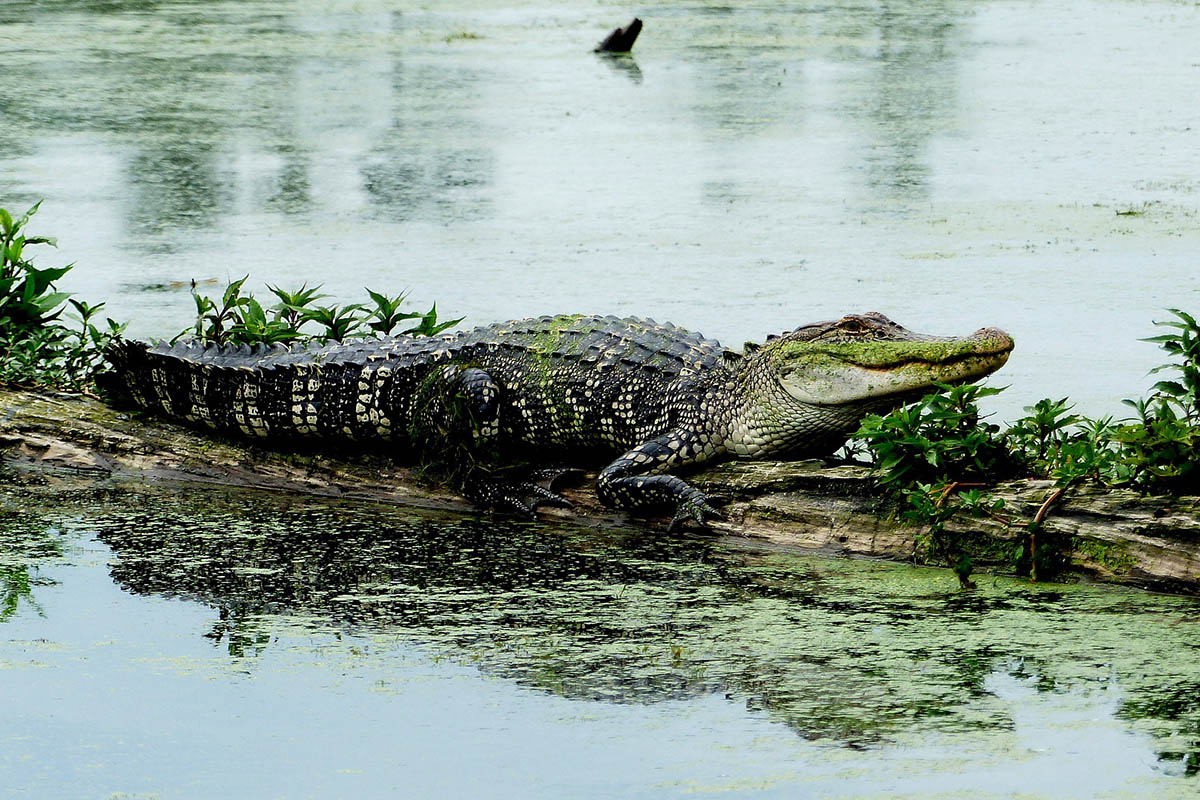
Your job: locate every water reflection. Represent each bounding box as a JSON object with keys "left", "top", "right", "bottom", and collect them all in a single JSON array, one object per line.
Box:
[
  {"left": 685, "top": 5, "right": 797, "bottom": 139},
  {"left": 596, "top": 52, "right": 643, "bottom": 85},
  {"left": 676, "top": 0, "right": 967, "bottom": 210},
  {"left": 0, "top": 510, "right": 62, "bottom": 622},
  {"left": 10, "top": 0, "right": 966, "bottom": 235},
  {"left": 11, "top": 0, "right": 495, "bottom": 236},
  {"left": 7, "top": 486, "right": 1197, "bottom": 766},
  {"left": 358, "top": 19, "right": 494, "bottom": 224},
  {"left": 262, "top": 145, "right": 314, "bottom": 215},
  {"left": 804, "top": 0, "right": 967, "bottom": 203},
  {"left": 855, "top": 0, "right": 965, "bottom": 202},
  {"left": 125, "top": 144, "right": 232, "bottom": 237}
]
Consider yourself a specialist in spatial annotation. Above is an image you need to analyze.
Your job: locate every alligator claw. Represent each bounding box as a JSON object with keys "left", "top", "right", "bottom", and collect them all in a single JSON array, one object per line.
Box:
[
  {"left": 525, "top": 481, "right": 573, "bottom": 509},
  {"left": 529, "top": 467, "right": 586, "bottom": 490},
  {"left": 667, "top": 491, "right": 725, "bottom": 532}
]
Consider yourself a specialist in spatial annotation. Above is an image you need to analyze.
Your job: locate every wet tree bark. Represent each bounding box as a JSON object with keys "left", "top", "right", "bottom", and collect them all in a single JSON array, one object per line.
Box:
[{"left": 2, "top": 388, "right": 1198, "bottom": 594}]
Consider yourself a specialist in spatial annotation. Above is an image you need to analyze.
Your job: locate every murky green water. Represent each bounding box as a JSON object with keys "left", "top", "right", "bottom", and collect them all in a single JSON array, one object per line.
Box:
[
  {"left": 3, "top": 0, "right": 1200, "bottom": 420},
  {"left": 2, "top": 484, "right": 1199, "bottom": 797}
]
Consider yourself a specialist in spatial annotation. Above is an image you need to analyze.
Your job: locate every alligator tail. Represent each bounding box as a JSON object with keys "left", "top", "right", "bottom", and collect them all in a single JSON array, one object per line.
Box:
[{"left": 94, "top": 337, "right": 151, "bottom": 409}]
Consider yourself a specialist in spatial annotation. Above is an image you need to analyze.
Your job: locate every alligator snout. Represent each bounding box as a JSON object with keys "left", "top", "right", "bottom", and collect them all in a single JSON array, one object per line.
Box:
[{"left": 971, "top": 327, "right": 1015, "bottom": 355}]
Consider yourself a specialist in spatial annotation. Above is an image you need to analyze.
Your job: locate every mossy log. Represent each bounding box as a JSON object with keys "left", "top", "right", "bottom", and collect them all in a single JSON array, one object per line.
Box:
[{"left": 2, "top": 388, "right": 1198, "bottom": 594}]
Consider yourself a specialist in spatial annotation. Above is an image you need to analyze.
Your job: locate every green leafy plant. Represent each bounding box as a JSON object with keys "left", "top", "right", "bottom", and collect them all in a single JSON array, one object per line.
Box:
[
  {"left": 268, "top": 283, "right": 328, "bottom": 331},
  {"left": 0, "top": 202, "right": 126, "bottom": 390},
  {"left": 182, "top": 275, "right": 303, "bottom": 346},
  {"left": 183, "top": 275, "right": 248, "bottom": 345},
  {"left": 180, "top": 277, "right": 463, "bottom": 347},
  {"left": 1005, "top": 397, "right": 1078, "bottom": 467},
  {"left": 1108, "top": 309, "right": 1200, "bottom": 493},
  {"left": 1046, "top": 419, "right": 1123, "bottom": 487},
  {"left": 402, "top": 302, "right": 463, "bottom": 337},
  {"left": 0, "top": 202, "right": 70, "bottom": 329},
  {"left": 1006, "top": 399, "right": 1125, "bottom": 489},
  {"left": 300, "top": 302, "right": 368, "bottom": 343},
  {"left": 1111, "top": 399, "right": 1200, "bottom": 493},
  {"left": 853, "top": 383, "right": 1013, "bottom": 586},
  {"left": 854, "top": 382, "right": 1012, "bottom": 489},
  {"left": 365, "top": 288, "right": 417, "bottom": 335},
  {"left": 229, "top": 295, "right": 306, "bottom": 345},
  {"left": 1141, "top": 308, "right": 1200, "bottom": 419}
]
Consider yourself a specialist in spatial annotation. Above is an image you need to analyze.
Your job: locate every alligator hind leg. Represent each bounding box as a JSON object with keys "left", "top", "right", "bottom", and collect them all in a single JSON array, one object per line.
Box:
[
  {"left": 464, "top": 471, "right": 575, "bottom": 517},
  {"left": 464, "top": 464, "right": 585, "bottom": 517},
  {"left": 409, "top": 365, "right": 502, "bottom": 445},
  {"left": 414, "top": 366, "right": 576, "bottom": 516}
]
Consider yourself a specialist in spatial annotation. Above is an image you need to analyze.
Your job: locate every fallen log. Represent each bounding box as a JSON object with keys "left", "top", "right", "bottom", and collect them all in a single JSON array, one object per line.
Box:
[{"left": 2, "top": 388, "right": 1198, "bottom": 594}]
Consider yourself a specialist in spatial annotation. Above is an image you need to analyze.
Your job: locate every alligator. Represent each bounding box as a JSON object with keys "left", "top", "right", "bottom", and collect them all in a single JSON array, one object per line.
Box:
[{"left": 101, "top": 312, "right": 1014, "bottom": 528}]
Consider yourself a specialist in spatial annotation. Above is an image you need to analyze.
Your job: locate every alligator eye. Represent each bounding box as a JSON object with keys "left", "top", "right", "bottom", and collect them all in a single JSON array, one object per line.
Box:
[{"left": 839, "top": 319, "right": 867, "bottom": 334}]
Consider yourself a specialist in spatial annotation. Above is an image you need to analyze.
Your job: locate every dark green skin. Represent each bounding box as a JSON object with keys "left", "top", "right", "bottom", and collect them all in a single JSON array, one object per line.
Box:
[{"left": 103, "top": 312, "right": 1013, "bottom": 528}]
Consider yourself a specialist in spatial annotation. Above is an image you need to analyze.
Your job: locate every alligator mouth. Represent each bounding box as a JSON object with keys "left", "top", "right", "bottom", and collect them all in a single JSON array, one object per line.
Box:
[
  {"left": 851, "top": 348, "right": 1013, "bottom": 375},
  {"left": 843, "top": 327, "right": 1015, "bottom": 373},
  {"left": 777, "top": 325, "right": 1015, "bottom": 408},
  {"left": 843, "top": 329, "right": 1014, "bottom": 406}
]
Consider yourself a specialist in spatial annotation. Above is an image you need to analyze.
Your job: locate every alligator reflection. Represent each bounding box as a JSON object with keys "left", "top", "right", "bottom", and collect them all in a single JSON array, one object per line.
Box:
[{"left": 74, "top": 490, "right": 1200, "bottom": 761}]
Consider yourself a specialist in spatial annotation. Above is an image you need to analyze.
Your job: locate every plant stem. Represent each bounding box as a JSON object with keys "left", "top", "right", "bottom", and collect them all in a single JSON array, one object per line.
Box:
[{"left": 1029, "top": 485, "right": 1069, "bottom": 582}]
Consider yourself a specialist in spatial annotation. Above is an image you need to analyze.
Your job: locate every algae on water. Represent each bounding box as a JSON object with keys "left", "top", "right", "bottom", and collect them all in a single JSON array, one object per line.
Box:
[{"left": 3, "top": 484, "right": 1199, "bottom": 770}]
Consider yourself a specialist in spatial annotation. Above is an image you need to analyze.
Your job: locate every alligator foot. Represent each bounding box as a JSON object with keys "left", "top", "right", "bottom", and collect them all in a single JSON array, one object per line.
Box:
[
  {"left": 464, "top": 474, "right": 575, "bottom": 518},
  {"left": 667, "top": 490, "right": 727, "bottom": 532}
]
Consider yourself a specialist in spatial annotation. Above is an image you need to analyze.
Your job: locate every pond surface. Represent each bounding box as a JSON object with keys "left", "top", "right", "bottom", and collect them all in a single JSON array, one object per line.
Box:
[
  {"left": 2, "top": 0, "right": 1200, "bottom": 421},
  {"left": 2, "top": 484, "right": 1200, "bottom": 797}
]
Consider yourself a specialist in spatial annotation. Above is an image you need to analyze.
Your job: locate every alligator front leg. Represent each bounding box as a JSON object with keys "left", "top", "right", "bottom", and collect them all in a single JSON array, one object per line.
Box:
[{"left": 597, "top": 430, "right": 725, "bottom": 531}]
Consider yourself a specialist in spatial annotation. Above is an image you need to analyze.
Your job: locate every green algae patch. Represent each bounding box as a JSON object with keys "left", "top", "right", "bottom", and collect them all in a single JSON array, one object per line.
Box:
[{"left": 1072, "top": 538, "right": 1138, "bottom": 576}]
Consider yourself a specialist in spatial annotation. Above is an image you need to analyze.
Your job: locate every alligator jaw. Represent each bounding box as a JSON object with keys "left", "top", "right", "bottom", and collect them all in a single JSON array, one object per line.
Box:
[
  {"left": 850, "top": 328, "right": 1014, "bottom": 388},
  {"left": 768, "top": 319, "right": 1015, "bottom": 408}
]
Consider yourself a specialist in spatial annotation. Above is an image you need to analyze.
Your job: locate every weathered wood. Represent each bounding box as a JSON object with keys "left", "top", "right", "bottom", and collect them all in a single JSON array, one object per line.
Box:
[
  {"left": 595, "top": 18, "right": 643, "bottom": 53},
  {"left": 2, "top": 387, "right": 1198, "bottom": 594}
]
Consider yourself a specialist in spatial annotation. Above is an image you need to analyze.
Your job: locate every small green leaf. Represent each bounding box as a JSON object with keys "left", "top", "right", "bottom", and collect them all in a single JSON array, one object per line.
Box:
[
  {"left": 223, "top": 275, "right": 249, "bottom": 307},
  {"left": 14, "top": 200, "right": 42, "bottom": 231},
  {"left": 1152, "top": 380, "right": 1187, "bottom": 397}
]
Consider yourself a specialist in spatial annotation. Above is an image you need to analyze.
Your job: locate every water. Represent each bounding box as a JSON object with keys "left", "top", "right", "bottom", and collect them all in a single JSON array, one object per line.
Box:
[
  {"left": 2, "top": 485, "right": 1199, "bottom": 797},
  {"left": 3, "top": 0, "right": 1199, "bottom": 421}
]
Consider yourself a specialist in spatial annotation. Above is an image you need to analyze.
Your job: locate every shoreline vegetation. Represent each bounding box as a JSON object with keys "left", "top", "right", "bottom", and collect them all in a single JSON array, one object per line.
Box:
[{"left": 3, "top": 203, "right": 1198, "bottom": 593}]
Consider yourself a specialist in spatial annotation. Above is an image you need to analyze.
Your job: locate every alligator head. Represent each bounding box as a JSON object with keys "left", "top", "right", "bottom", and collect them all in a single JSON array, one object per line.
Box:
[
  {"left": 728, "top": 312, "right": 1014, "bottom": 458},
  {"left": 760, "top": 311, "right": 1014, "bottom": 408}
]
